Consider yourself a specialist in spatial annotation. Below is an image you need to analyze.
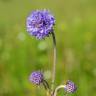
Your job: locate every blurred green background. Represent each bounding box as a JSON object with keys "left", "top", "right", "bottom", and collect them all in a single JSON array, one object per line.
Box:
[{"left": 0, "top": 0, "right": 96, "bottom": 96}]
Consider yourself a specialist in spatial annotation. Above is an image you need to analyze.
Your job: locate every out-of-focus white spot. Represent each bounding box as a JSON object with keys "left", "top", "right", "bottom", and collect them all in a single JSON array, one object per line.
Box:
[
  {"left": 44, "top": 70, "right": 51, "bottom": 80},
  {"left": 38, "top": 41, "right": 48, "bottom": 51},
  {"left": 17, "top": 32, "right": 26, "bottom": 41}
]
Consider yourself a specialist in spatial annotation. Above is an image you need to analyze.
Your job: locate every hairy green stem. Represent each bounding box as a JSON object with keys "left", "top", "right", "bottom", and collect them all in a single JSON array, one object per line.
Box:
[
  {"left": 51, "top": 32, "right": 56, "bottom": 91},
  {"left": 52, "top": 85, "right": 66, "bottom": 96}
]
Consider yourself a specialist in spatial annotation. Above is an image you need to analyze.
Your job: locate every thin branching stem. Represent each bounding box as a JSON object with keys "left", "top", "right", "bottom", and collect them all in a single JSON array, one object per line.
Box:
[
  {"left": 52, "top": 85, "right": 66, "bottom": 96},
  {"left": 43, "top": 80, "right": 51, "bottom": 96}
]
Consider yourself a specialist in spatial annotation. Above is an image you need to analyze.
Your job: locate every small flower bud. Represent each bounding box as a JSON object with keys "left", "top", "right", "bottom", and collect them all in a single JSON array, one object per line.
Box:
[
  {"left": 64, "top": 80, "right": 77, "bottom": 93},
  {"left": 29, "top": 71, "right": 44, "bottom": 85}
]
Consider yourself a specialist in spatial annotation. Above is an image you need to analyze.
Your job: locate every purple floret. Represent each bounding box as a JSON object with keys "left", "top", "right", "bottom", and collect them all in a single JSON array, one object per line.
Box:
[
  {"left": 64, "top": 80, "right": 77, "bottom": 93},
  {"left": 29, "top": 71, "right": 44, "bottom": 85},
  {"left": 26, "top": 9, "right": 55, "bottom": 39}
]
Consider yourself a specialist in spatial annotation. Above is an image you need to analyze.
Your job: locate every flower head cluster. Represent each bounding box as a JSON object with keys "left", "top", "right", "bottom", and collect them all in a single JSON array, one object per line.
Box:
[
  {"left": 29, "top": 71, "right": 44, "bottom": 85},
  {"left": 64, "top": 80, "right": 77, "bottom": 93},
  {"left": 26, "top": 9, "right": 55, "bottom": 39}
]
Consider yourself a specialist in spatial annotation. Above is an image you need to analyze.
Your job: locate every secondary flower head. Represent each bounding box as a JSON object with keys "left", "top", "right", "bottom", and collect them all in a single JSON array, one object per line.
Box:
[
  {"left": 29, "top": 71, "right": 44, "bottom": 85},
  {"left": 64, "top": 80, "right": 77, "bottom": 93},
  {"left": 26, "top": 9, "right": 55, "bottom": 39}
]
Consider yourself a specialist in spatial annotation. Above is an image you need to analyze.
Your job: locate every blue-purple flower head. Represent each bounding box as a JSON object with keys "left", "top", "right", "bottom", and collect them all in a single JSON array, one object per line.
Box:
[
  {"left": 64, "top": 80, "right": 77, "bottom": 93},
  {"left": 29, "top": 71, "right": 44, "bottom": 85},
  {"left": 26, "top": 9, "right": 55, "bottom": 39}
]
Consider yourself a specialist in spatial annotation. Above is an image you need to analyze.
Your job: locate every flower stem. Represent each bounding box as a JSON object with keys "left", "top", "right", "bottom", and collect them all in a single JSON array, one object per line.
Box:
[
  {"left": 43, "top": 80, "right": 51, "bottom": 96},
  {"left": 51, "top": 32, "right": 56, "bottom": 91},
  {"left": 43, "top": 80, "right": 50, "bottom": 90},
  {"left": 52, "top": 85, "right": 66, "bottom": 96}
]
